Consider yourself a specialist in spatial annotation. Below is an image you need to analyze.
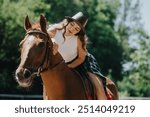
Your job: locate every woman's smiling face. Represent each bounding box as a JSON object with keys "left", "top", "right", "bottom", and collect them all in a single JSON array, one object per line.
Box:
[{"left": 65, "top": 21, "right": 81, "bottom": 35}]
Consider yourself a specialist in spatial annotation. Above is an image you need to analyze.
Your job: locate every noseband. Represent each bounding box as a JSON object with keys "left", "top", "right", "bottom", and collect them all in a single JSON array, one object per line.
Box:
[{"left": 25, "top": 30, "right": 64, "bottom": 76}]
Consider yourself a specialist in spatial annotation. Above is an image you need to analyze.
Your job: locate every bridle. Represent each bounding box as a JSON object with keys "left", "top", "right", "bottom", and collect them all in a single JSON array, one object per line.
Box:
[{"left": 25, "top": 30, "right": 64, "bottom": 76}]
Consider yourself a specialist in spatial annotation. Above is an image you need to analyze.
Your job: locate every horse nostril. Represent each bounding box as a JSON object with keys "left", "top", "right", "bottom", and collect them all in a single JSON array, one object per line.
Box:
[
  {"left": 23, "top": 69, "right": 31, "bottom": 78},
  {"left": 16, "top": 71, "right": 21, "bottom": 79}
]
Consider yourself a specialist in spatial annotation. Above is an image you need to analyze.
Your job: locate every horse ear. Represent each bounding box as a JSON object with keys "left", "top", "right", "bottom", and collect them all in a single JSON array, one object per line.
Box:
[
  {"left": 40, "top": 15, "right": 47, "bottom": 33},
  {"left": 24, "top": 15, "right": 32, "bottom": 31}
]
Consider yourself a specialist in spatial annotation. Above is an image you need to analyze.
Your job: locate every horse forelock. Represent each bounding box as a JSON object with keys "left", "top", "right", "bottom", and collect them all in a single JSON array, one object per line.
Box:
[{"left": 31, "top": 23, "right": 42, "bottom": 31}]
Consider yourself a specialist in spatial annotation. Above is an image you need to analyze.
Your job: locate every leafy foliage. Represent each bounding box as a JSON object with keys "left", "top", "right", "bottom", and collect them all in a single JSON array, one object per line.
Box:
[
  {"left": 117, "top": 0, "right": 150, "bottom": 97},
  {"left": 118, "top": 31, "right": 150, "bottom": 97}
]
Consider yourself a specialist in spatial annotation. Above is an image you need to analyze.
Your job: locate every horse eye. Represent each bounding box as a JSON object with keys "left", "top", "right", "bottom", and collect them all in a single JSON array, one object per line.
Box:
[{"left": 38, "top": 42, "right": 45, "bottom": 48}]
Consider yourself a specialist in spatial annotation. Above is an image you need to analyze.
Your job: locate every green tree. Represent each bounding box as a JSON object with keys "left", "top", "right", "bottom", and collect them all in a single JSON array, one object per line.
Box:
[
  {"left": 44, "top": 0, "right": 84, "bottom": 22},
  {"left": 118, "top": 31, "right": 150, "bottom": 97},
  {"left": 117, "top": 0, "right": 150, "bottom": 97}
]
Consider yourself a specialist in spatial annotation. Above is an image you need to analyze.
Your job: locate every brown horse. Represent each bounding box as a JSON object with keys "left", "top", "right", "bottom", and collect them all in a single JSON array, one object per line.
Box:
[{"left": 15, "top": 15, "right": 119, "bottom": 100}]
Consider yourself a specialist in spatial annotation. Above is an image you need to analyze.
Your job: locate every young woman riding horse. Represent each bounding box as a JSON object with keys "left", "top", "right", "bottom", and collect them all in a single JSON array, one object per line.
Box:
[
  {"left": 15, "top": 14, "right": 119, "bottom": 100},
  {"left": 48, "top": 12, "right": 112, "bottom": 99}
]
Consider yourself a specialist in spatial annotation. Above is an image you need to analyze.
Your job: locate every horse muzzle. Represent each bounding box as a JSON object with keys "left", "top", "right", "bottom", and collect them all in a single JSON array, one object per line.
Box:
[{"left": 15, "top": 68, "right": 33, "bottom": 87}]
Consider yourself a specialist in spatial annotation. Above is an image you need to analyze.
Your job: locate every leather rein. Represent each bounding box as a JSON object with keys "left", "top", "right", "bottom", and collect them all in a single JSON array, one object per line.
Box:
[{"left": 26, "top": 30, "right": 64, "bottom": 76}]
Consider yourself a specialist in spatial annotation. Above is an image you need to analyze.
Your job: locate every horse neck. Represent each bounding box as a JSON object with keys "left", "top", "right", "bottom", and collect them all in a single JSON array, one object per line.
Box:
[
  {"left": 41, "top": 52, "right": 65, "bottom": 77},
  {"left": 40, "top": 53, "right": 67, "bottom": 98},
  {"left": 40, "top": 53, "right": 87, "bottom": 99}
]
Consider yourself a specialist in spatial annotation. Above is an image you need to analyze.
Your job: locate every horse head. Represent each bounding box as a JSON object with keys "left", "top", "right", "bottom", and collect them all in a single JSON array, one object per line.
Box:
[{"left": 15, "top": 15, "right": 53, "bottom": 87}]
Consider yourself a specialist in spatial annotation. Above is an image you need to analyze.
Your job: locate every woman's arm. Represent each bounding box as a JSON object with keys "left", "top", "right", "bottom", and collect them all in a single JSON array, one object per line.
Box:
[
  {"left": 47, "top": 24, "right": 57, "bottom": 38},
  {"left": 67, "top": 38, "right": 87, "bottom": 68}
]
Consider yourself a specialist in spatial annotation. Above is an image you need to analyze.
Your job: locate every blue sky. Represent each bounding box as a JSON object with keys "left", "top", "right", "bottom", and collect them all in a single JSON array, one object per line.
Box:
[{"left": 140, "top": 0, "right": 150, "bottom": 35}]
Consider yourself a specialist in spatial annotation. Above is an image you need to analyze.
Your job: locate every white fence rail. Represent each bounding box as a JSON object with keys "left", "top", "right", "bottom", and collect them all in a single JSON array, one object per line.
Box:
[
  {"left": 0, "top": 94, "right": 150, "bottom": 100},
  {"left": 0, "top": 94, "right": 42, "bottom": 100},
  {"left": 120, "top": 97, "right": 150, "bottom": 100}
]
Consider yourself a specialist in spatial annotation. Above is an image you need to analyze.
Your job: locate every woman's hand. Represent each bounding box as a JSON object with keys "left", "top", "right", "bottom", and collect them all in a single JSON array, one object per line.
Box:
[{"left": 52, "top": 42, "right": 58, "bottom": 55}]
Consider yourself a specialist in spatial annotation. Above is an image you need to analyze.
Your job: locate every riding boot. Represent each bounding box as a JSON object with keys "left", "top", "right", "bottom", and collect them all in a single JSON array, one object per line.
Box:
[{"left": 87, "top": 72, "right": 107, "bottom": 100}]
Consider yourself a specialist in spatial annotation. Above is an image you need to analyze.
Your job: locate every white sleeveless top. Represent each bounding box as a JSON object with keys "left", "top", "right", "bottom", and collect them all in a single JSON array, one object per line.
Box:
[{"left": 52, "top": 30, "right": 78, "bottom": 62}]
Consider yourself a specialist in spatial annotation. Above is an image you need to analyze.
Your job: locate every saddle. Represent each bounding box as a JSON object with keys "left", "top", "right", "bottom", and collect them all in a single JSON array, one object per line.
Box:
[
  {"left": 72, "top": 69, "right": 96, "bottom": 99},
  {"left": 84, "top": 76, "right": 96, "bottom": 100},
  {"left": 72, "top": 69, "right": 112, "bottom": 100},
  {"left": 83, "top": 76, "right": 113, "bottom": 100}
]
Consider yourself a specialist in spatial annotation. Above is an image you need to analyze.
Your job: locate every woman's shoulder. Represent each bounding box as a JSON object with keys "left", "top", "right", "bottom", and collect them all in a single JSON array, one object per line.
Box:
[{"left": 48, "top": 24, "right": 58, "bottom": 31}]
